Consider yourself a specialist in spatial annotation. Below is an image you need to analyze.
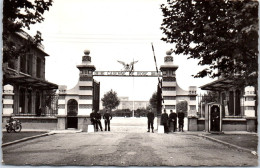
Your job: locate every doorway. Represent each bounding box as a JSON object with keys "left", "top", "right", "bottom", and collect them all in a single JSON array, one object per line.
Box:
[
  {"left": 210, "top": 105, "right": 221, "bottom": 132},
  {"left": 67, "top": 99, "right": 78, "bottom": 129}
]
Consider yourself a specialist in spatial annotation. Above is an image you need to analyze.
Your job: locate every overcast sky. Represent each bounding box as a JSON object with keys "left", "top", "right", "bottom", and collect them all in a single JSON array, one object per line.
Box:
[{"left": 27, "top": 0, "right": 213, "bottom": 101}]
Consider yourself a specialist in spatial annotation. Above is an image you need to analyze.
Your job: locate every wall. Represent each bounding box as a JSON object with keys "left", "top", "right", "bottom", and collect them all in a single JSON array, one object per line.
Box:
[{"left": 2, "top": 117, "right": 57, "bottom": 130}]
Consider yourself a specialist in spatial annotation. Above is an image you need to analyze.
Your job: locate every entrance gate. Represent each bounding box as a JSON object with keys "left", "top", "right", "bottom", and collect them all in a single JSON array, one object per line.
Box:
[{"left": 57, "top": 49, "right": 197, "bottom": 131}]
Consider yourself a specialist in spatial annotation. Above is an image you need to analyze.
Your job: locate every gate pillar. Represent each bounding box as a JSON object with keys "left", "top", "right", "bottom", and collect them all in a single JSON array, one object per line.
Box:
[
  {"left": 160, "top": 50, "right": 178, "bottom": 126},
  {"left": 244, "top": 86, "right": 256, "bottom": 132},
  {"left": 2, "top": 84, "right": 14, "bottom": 128},
  {"left": 76, "top": 50, "right": 96, "bottom": 131},
  {"left": 57, "top": 85, "right": 67, "bottom": 129}
]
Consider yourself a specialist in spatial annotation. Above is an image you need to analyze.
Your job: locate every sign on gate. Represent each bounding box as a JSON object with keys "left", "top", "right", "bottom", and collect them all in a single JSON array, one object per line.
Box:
[{"left": 93, "top": 71, "right": 163, "bottom": 77}]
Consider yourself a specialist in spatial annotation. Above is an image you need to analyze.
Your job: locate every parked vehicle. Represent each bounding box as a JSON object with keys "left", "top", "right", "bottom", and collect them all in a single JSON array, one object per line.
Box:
[{"left": 6, "top": 119, "right": 22, "bottom": 133}]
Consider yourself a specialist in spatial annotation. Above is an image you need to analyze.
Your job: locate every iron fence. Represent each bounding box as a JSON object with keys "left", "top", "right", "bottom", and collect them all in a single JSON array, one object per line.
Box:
[{"left": 13, "top": 93, "right": 58, "bottom": 117}]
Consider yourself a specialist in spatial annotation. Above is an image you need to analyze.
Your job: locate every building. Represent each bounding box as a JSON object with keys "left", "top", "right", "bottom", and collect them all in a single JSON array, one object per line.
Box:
[
  {"left": 199, "top": 78, "right": 257, "bottom": 132},
  {"left": 2, "top": 30, "right": 58, "bottom": 129},
  {"left": 116, "top": 97, "right": 149, "bottom": 110}
]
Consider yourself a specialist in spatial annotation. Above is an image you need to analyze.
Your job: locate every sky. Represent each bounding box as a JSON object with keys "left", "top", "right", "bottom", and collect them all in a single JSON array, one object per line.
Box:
[{"left": 27, "top": 0, "right": 213, "bottom": 101}]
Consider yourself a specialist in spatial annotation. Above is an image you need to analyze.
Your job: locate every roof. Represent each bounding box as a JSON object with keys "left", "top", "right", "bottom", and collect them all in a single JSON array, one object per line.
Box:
[
  {"left": 200, "top": 78, "right": 236, "bottom": 91},
  {"left": 15, "top": 31, "right": 49, "bottom": 56},
  {"left": 4, "top": 68, "right": 58, "bottom": 90}
]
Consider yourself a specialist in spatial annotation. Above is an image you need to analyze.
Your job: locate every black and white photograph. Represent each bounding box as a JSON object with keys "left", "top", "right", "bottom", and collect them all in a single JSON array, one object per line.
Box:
[{"left": 1, "top": 0, "right": 258, "bottom": 167}]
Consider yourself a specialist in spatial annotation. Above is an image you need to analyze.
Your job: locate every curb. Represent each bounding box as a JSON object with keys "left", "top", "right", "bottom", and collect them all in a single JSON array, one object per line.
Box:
[
  {"left": 198, "top": 134, "right": 257, "bottom": 156},
  {"left": 2, "top": 132, "right": 56, "bottom": 147}
]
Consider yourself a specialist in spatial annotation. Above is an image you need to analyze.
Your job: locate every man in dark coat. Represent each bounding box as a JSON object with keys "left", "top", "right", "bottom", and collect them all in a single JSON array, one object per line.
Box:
[
  {"left": 211, "top": 107, "right": 220, "bottom": 131},
  {"left": 178, "top": 111, "right": 185, "bottom": 132},
  {"left": 90, "top": 109, "right": 96, "bottom": 126},
  {"left": 168, "top": 110, "right": 177, "bottom": 132},
  {"left": 96, "top": 111, "right": 103, "bottom": 131},
  {"left": 161, "top": 109, "right": 169, "bottom": 133},
  {"left": 103, "top": 110, "right": 112, "bottom": 131},
  {"left": 147, "top": 109, "right": 155, "bottom": 133}
]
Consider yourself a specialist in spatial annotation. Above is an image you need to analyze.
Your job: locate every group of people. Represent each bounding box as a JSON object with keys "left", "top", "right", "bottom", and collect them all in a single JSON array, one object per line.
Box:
[
  {"left": 90, "top": 109, "right": 112, "bottom": 131},
  {"left": 147, "top": 109, "right": 184, "bottom": 133},
  {"left": 161, "top": 109, "right": 185, "bottom": 133}
]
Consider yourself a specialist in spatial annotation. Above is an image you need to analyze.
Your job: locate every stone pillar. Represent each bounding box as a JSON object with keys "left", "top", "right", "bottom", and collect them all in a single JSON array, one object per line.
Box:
[
  {"left": 160, "top": 50, "right": 178, "bottom": 114},
  {"left": 187, "top": 86, "right": 198, "bottom": 131},
  {"left": 2, "top": 85, "right": 14, "bottom": 127},
  {"left": 188, "top": 86, "right": 197, "bottom": 116},
  {"left": 3, "top": 84, "right": 14, "bottom": 115},
  {"left": 76, "top": 50, "right": 96, "bottom": 131},
  {"left": 57, "top": 85, "right": 67, "bottom": 129},
  {"left": 244, "top": 86, "right": 256, "bottom": 132},
  {"left": 188, "top": 116, "right": 198, "bottom": 131}
]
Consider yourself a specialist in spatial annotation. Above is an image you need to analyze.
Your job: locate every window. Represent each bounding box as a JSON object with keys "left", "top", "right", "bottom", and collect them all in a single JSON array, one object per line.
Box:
[
  {"left": 190, "top": 96, "right": 196, "bottom": 100},
  {"left": 27, "top": 54, "right": 33, "bottom": 75},
  {"left": 36, "top": 57, "right": 41, "bottom": 78},
  {"left": 20, "top": 55, "right": 27, "bottom": 73}
]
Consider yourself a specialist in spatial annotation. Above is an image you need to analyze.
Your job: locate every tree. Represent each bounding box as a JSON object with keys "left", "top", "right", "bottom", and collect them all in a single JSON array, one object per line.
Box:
[
  {"left": 200, "top": 91, "right": 218, "bottom": 104},
  {"left": 3, "top": 0, "right": 53, "bottom": 63},
  {"left": 149, "top": 92, "right": 158, "bottom": 109},
  {"left": 161, "top": 0, "right": 258, "bottom": 86},
  {"left": 176, "top": 101, "right": 188, "bottom": 113},
  {"left": 101, "top": 89, "right": 120, "bottom": 111}
]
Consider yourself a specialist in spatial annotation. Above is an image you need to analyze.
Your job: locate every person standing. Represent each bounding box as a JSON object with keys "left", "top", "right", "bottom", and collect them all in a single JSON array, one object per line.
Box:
[
  {"left": 147, "top": 109, "right": 155, "bottom": 133},
  {"left": 161, "top": 109, "right": 169, "bottom": 133},
  {"left": 178, "top": 111, "right": 185, "bottom": 132},
  {"left": 96, "top": 110, "right": 103, "bottom": 131},
  {"left": 211, "top": 107, "right": 220, "bottom": 131},
  {"left": 90, "top": 109, "right": 97, "bottom": 129},
  {"left": 168, "top": 110, "right": 177, "bottom": 132},
  {"left": 103, "top": 110, "right": 112, "bottom": 131}
]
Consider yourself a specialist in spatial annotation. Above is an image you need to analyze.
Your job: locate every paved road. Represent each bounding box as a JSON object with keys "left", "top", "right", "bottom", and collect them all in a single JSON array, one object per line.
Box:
[{"left": 2, "top": 130, "right": 257, "bottom": 166}]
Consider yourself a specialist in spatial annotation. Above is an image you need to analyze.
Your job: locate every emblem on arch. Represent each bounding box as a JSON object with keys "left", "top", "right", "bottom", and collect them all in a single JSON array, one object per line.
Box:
[{"left": 117, "top": 60, "right": 138, "bottom": 72}]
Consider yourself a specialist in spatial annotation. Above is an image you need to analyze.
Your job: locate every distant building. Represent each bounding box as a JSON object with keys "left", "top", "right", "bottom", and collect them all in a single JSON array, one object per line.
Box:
[{"left": 116, "top": 97, "right": 149, "bottom": 110}]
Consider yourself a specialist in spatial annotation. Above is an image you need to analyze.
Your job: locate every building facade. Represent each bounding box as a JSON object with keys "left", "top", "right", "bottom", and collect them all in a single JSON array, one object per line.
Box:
[
  {"left": 2, "top": 30, "right": 58, "bottom": 129},
  {"left": 199, "top": 79, "right": 257, "bottom": 132}
]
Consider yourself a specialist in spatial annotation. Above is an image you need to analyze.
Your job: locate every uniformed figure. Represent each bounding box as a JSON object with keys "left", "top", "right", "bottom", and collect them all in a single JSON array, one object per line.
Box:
[
  {"left": 168, "top": 110, "right": 177, "bottom": 132},
  {"left": 90, "top": 109, "right": 97, "bottom": 128},
  {"left": 147, "top": 109, "right": 155, "bottom": 133},
  {"left": 161, "top": 109, "right": 169, "bottom": 133},
  {"left": 211, "top": 107, "right": 220, "bottom": 131},
  {"left": 177, "top": 111, "right": 185, "bottom": 132},
  {"left": 103, "top": 110, "right": 112, "bottom": 131},
  {"left": 96, "top": 111, "right": 103, "bottom": 131}
]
